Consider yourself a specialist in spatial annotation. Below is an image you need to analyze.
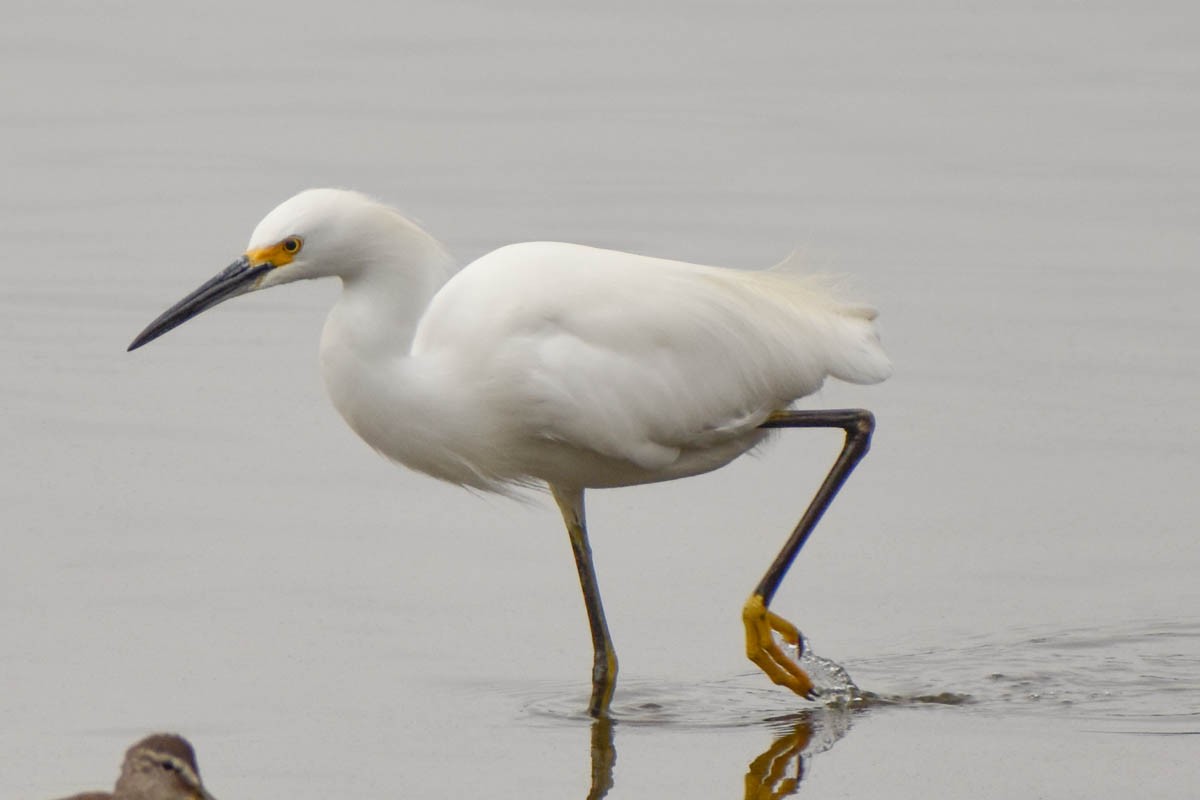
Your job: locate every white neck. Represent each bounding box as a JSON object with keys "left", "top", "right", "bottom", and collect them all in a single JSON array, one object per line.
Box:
[
  {"left": 321, "top": 222, "right": 454, "bottom": 359},
  {"left": 317, "top": 225, "right": 469, "bottom": 483}
]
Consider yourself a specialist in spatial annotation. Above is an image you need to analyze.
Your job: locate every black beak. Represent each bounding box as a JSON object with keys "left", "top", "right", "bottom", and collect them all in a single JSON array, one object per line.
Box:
[{"left": 128, "top": 256, "right": 271, "bottom": 351}]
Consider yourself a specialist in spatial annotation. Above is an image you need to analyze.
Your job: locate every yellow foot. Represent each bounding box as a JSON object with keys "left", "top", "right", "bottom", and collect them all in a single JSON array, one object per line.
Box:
[{"left": 742, "top": 594, "right": 817, "bottom": 700}]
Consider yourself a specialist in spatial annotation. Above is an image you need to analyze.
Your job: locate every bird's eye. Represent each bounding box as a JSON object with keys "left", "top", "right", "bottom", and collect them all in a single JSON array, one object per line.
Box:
[
  {"left": 282, "top": 236, "right": 303, "bottom": 254},
  {"left": 160, "top": 761, "right": 178, "bottom": 772}
]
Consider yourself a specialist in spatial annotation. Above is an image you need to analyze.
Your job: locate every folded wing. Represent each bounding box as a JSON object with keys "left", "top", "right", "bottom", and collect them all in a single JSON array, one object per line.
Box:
[{"left": 413, "top": 242, "right": 891, "bottom": 473}]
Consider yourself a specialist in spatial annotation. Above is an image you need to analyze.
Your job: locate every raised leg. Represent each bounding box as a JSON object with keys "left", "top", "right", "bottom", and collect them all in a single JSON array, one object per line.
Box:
[
  {"left": 553, "top": 485, "right": 620, "bottom": 718},
  {"left": 743, "top": 409, "right": 875, "bottom": 699}
]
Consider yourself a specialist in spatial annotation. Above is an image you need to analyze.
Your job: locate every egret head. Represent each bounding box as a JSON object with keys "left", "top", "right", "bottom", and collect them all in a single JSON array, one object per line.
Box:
[
  {"left": 245, "top": 188, "right": 396, "bottom": 287},
  {"left": 128, "top": 188, "right": 429, "bottom": 351}
]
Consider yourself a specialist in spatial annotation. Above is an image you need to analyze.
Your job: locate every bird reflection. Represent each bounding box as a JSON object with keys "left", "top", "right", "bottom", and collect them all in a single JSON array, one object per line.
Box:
[
  {"left": 583, "top": 708, "right": 844, "bottom": 799},
  {"left": 586, "top": 716, "right": 616, "bottom": 800},
  {"left": 743, "top": 718, "right": 815, "bottom": 799}
]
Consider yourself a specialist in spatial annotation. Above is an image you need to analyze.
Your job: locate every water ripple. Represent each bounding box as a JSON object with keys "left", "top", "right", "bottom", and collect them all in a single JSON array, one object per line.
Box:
[
  {"left": 511, "top": 618, "right": 1199, "bottom": 733},
  {"left": 848, "top": 618, "right": 1200, "bottom": 728}
]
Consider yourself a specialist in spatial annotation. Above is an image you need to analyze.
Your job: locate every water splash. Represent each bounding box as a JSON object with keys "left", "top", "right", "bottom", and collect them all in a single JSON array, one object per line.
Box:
[
  {"left": 517, "top": 637, "right": 885, "bottom": 730},
  {"left": 788, "top": 636, "right": 971, "bottom": 711},
  {"left": 791, "top": 634, "right": 861, "bottom": 704}
]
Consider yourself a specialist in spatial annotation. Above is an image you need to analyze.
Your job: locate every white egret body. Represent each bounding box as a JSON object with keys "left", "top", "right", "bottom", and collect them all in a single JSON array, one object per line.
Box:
[{"left": 130, "top": 189, "right": 891, "bottom": 716}]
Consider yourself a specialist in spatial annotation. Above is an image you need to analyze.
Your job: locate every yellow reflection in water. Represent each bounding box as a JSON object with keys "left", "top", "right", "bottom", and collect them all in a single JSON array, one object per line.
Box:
[
  {"left": 743, "top": 719, "right": 814, "bottom": 799},
  {"left": 587, "top": 716, "right": 616, "bottom": 800},
  {"left": 583, "top": 711, "right": 836, "bottom": 799}
]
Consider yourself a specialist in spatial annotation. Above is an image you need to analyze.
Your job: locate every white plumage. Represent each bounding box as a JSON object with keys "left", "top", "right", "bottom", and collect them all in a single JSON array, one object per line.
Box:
[
  {"left": 245, "top": 189, "right": 891, "bottom": 492},
  {"left": 129, "top": 187, "right": 891, "bottom": 715}
]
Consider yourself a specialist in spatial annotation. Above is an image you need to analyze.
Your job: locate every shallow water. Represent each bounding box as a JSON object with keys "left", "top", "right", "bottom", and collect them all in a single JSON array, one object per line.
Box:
[
  {"left": 520, "top": 620, "right": 1200, "bottom": 795},
  {"left": 525, "top": 620, "right": 1200, "bottom": 729},
  {"left": 4, "top": 1, "right": 1199, "bottom": 798},
  {"left": 854, "top": 619, "right": 1200, "bottom": 725}
]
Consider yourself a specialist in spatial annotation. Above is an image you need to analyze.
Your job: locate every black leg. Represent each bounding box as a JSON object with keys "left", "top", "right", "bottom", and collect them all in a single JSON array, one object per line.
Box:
[
  {"left": 755, "top": 409, "right": 875, "bottom": 604},
  {"left": 743, "top": 409, "right": 875, "bottom": 698},
  {"left": 553, "top": 485, "right": 620, "bottom": 718}
]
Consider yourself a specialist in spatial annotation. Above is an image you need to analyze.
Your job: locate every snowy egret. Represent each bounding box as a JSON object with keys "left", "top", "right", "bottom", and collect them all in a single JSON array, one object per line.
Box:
[
  {"left": 129, "top": 189, "right": 891, "bottom": 717},
  {"left": 54, "top": 734, "right": 215, "bottom": 800}
]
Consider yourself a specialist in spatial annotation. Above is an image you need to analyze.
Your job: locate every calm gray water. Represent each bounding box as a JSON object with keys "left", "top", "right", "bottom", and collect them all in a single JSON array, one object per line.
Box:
[{"left": 3, "top": 2, "right": 1198, "bottom": 797}]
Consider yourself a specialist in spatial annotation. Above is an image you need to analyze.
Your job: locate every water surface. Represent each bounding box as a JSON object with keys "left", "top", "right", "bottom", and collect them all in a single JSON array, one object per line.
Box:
[{"left": 3, "top": 2, "right": 1198, "bottom": 797}]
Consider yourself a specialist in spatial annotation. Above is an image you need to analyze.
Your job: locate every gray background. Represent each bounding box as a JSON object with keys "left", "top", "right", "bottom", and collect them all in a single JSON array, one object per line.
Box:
[{"left": 4, "top": 1, "right": 1198, "bottom": 797}]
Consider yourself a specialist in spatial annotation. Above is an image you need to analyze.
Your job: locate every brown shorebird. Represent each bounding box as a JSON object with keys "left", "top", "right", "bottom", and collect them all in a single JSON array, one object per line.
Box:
[{"left": 55, "top": 734, "right": 216, "bottom": 800}]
